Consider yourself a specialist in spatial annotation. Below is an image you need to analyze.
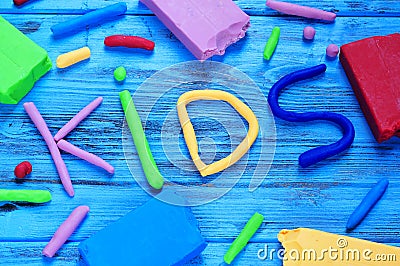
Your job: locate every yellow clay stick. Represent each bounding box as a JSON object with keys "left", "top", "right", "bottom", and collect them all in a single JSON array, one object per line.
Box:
[
  {"left": 56, "top": 47, "right": 91, "bottom": 68},
  {"left": 177, "top": 90, "right": 259, "bottom": 177},
  {"left": 278, "top": 228, "right": 400, "bottom": 265}
]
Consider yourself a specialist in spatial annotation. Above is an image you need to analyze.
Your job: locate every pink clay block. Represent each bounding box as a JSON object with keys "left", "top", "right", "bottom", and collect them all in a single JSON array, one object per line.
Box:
[
  {"left": 266, "top": 0, "right": 336, "bottom": 22},
  {"left": 139, "top": 0, "right": 250, "bottom": 60},
  {"left": 54, "top": 97, "right": 103, "bottom": 142},
  {"left": 43, "top": 205, "right": 89, "bottom": 257},
  {"left": 23, "top": 102, "right": 74, "bottom": 197},
  {"left": 57, "top": 140, "right": 114, "bottom": 174}
]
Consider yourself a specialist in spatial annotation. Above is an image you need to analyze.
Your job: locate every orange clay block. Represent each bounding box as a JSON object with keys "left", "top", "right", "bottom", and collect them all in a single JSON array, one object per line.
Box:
[{"left": 278, "top": 228, "right": 400, "bottom": 265}]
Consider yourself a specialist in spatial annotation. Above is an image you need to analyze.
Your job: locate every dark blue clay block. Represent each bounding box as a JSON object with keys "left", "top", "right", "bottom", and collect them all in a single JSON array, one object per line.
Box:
[{"left": 78, "top": 192, "right": 207, "bottom": 266}]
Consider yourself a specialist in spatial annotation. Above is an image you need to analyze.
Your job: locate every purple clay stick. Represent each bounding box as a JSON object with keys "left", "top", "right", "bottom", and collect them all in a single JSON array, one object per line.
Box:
[
  {"left": 23, "top": 102, "right": 74, "bottom": 197},
  {"left": 54, "top": 97, "right": 103, "bottom": 142},
  {"left": 266, "top": 0, "right": 336, "bottom": 22},
  {"left": 43, "top": 205, "right": 90, "bottom": 257},
  {"left": 57, "top": 139, "right": 114, "bottom": 174}
]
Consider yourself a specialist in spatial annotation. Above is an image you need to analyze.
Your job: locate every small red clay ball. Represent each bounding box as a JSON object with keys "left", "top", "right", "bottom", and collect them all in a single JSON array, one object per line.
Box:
[{"left": 14, "top": 161, "right": 32, "bottom": 178}]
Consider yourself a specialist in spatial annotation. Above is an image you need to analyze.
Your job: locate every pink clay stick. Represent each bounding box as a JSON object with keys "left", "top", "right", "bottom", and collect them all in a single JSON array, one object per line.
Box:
[
  {"left": 23, "top": 102, "right": 74, "bottom": 197},
  {"left": 54, "top": 97, "right": 103, "bottom": 142},
  {"left": 57, "top": 139, "right": 114, "bottom": 174},
  {"left": 266, "top": 0, "right": 336, "bottom": 21},
  {"left": 43, "top": 205, "right": 90, "bottom": 257}
]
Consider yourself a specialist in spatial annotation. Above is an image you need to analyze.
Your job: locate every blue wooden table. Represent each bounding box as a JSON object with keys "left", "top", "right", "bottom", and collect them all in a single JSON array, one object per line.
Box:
[{"left": 1, "top": 0, "right": 400, "bottom": 265}]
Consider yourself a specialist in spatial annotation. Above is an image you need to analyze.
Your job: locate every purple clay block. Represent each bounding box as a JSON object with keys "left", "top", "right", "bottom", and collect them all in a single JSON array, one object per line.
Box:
[
  {"left": 326, "top": 44, "right": 339, "bottom": 58},
  {"left": 139, "top": 0, "right": 250, "bottom": 60},
  {"left": 54, "top": 97, "right": 103, "bottom": 142},
  {"left": 57, "top": 139, "right": 114, "bottom": 174},
  {"left": 43, "top": 205, "right": 90, "bottom": 257},
  {"left": 303, "top": 26, "right": 316, "bottom": 40},
  {"left": 23, "top": 102, "right": 74, "bottom": 197}
]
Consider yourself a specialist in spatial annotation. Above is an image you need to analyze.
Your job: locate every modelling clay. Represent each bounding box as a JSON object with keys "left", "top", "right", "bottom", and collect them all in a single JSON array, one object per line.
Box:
[
  {"left": 13, "top": 0, "right": 30, "bottom": 6},
  {"left": 340, "top": 34, "right": 400, "bottom": 142},
  {"left": 119, "top": 90, "right": 164, "bottom": 189},
  {"left": 23, "top": 102, "right": 74, "bottom": 197},
  {"left": 347, "top": 178, "right": 389, "bottom": 231},
  {"left": 56, "top": 47, "right": 91, "bottom": 69},
  {"left": 113, "top": 66, "right": 126, "bottom": 82},
  {"left": 104, "top": 35, "right": 155, "bottom": 51},
  {"left": 326, "top": 44, "right": 339, "bottom": 58},
  {"left": 268, "top": 64, "right": 355, "bottom": 167},
  {"left": 0, "top": 16, "right": 52, "bottom": 104},
  {"left": 303, "top": 26, "right": 316, "bottom": 40},
  {"left": 54, "top": 97, "right": 103, "bottom": 142},
  {"left": 266, "top": 0, "right": 336, "bottom": 21},
  {"left": 43, "top": 205, "right": 89, "bottom": 257},
  {"left": 57, "top": 139, "right": 114, "bottom": 174},
  {"left": 78, "top": 191, "right": 207, "bottom": 266},
  {"left": 140, "top": 0, "right": 250, "bottom": 60},
  {"left": 263, "top": 27, "right": 280, "bottom": 60},
  {"left": 14, "top": 161, "right": 32, "bottom": 178},
  {"left": 224, "top": 212, "right": 264, "bottom": 264},
  {"left": 278, "top": 228, "right": 400, "bottom": 265},
  {"left": 0, "top": 189, "right": 51, "bottom": 203},
  {"left": 177, "top": 90, "right": 259, "bottom": 177},
  {"left": 51, "top": 3, "right": 127, "bottom": 37}
]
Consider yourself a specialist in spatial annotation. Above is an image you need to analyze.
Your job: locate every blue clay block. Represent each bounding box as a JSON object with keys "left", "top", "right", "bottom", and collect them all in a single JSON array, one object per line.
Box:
[
  {"left": 78, "top": 191, "right": 207, "bottom": 266},
  {"left": 267, "top": 64, "right": 355, "bottom": 167},
  {"left": 51, "top": 2, "right": 127, "bottom": 37},
  {"left": 346, "top": 178, "right": 389, "bottom": 231}
]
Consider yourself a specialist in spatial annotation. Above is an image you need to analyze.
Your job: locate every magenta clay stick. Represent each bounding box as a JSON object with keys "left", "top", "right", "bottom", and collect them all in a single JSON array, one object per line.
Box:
[
  {"left": 57, "top": 139, "right": 114, "bottom": 174},
  {"left": 23, "top": 102, "right": 74, "bottom": 197},
  {"left": 54, "top": 97, "right": 103, "bottom": 142},
  {"left": 43, "top": 205, "right": 90, "bottom": 257},
  {"left": 266, "top": 0, "right": 336, "bottom": 21}
]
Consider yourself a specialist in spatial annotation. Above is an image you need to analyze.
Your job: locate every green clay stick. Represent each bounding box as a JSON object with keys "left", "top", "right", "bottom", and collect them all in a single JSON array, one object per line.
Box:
[
  {"left": 263, "top": 26, "right": 280, "bottom": 60},
  {"left": 0, "top": 189, "right": 52, "bottom": 203},
  {"left": 224, "top": 212, "right": 264, "bottom": 264},
  {"left": 119, "top": 90, "right": 164, "bottom": 190}
]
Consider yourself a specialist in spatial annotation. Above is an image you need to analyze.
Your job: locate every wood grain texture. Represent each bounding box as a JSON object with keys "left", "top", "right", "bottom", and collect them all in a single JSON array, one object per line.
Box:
[
  {"left": 1, "top": 1, "right": 400, "bottom": 266},
  {"left": 1, "top": 0, "right": 400, "bottom": 16}
]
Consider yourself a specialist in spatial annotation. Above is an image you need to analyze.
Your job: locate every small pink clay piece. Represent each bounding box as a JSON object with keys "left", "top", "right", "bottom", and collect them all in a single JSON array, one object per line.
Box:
[
  {"left": 43, "top": 205, "right": 90, "bottom": 258},
  {"left": 54, "top": 97, "right": 103, "bottom": 142},
  {"left": 303, "top": 26, "right": 316, "bottom": 40},
  {"left": 57, "top": 139, "right": 114, "bottom": 174},
  {"left": 23, "top": 102, "right": 74, "bottom": 197},
  {"left": 326, "top": 44, "right": 339, "bottom": 58}
]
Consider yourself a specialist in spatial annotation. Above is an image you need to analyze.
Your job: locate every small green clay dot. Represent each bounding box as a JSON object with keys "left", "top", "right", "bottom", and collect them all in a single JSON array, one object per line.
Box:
[{"left": 114, "top": 66, "right": 126, "bottom": 82}]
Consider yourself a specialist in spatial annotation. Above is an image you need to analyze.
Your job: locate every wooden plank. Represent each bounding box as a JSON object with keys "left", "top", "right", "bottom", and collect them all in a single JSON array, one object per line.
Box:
[
  {"left": 1, "top": 9, "right": 400, "bottom": 266},
  {"left": 1, "top": 0, "right": 400, "bottom": 16},
  {"left": 1, "top": 241, "right": 399, "bottom": 265},
  {"left": 1, "top": 182, "right": 400, "bottom": 242}
]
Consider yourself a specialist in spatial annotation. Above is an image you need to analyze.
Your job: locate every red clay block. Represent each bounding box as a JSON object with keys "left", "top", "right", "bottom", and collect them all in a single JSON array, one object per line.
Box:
[{"left": 340, "top": 33, "right": 400, "bottom": 142}]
